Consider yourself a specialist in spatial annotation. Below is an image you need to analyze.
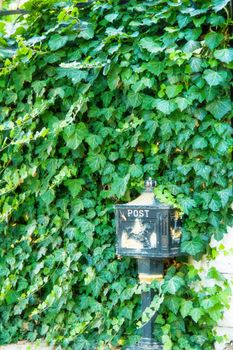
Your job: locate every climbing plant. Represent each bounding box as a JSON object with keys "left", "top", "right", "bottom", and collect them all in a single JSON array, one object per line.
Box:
[{"left": 0, "top": 0, "right": 232, "bottom": 349}]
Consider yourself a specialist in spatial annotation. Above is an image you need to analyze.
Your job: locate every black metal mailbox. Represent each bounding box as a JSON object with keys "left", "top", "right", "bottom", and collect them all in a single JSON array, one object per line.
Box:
[
  {"left": 115, "top": 179, "right": 184, "bottom": 350},
  {"left": 115, "top": 178, "right": 182, "bottom": 259}
]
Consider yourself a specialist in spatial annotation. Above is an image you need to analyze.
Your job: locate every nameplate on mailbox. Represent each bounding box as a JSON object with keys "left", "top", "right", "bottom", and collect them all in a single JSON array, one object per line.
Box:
[{"left": 119, "top": 208, "right": 156, "bottom": 220}]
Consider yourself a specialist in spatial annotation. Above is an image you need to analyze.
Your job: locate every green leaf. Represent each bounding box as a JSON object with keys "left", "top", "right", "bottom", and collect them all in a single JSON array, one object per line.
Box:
[
  {"left": 209, "top": 212, "right": 220, "bottom": 227},
  {"left": 155, "top": 99, "right": 176, "bottom": 115},
  {"left": 192, "top": 136, "right": 208, "bottom": 149},
  {"left": 57, "top": 67, "right": 88, "bottom": 84},
  {"left": 139, "top": 37, "right": 163, "bottom": 54},
  {"left": 0, "top": 47, "right": 16, "bottom": 58},
  {"left": 190, "top": 57, "right": 203, "bottom": 72},
  {"left": 209, "top": 197, "right": 221, "bottom": 211},
  {"left": 5, "top": 290, "right": 19, "bottom": 305},
  {"left": 214, "top": 48, "right": 233, "bottom": 64},
  {"left": 165, "top": 296, "right": 181, "bottom": 314},
  {"left": 175, "top": 97, "right": 189, "bottom": 111},
  {"left": 41, "top": 189, "right": 55, "bottom": 206},
  {"left": 180, "top": 300, "right": 193, "bottom": 318},
  {"left": 74, "top": 335, "right": 90, "bottom": 350},
  {"left": 165, "top": 276, "right": 185, "bottom": 294},
  {"left": 183, "top": 40, "right": 200, "bottom": 53},
  {"left": 201, "top": 298, "right": 216, "bottom": 309},
  {"left": 129, "top": 164, "right": 143, "bottom": 178},
  {"left": 111, "top": 174, "right": 130, "bottom": 198},
  {"left": 64, "top": 179, "right": 85, "bottom": 198},
  {"left": 203, "top": 69, "right": 227, "bottom": 86},
  {"left": 86, "top": 153, "right": 106, "bottom": 172},
  {"left": 181, "top": 237, "right": 204, "bottom": 255},
  {"left": 204, "top": 32, "right": 223, "bottom": 50},
  {"left": 48, "top": 34, "right": 68, "bottom": 51},
  {"left": 213, "top": 0, "right": 230, "bottom": 11},
  {"left": 179, "top": 197, "right": 196, "bottom": 214},
  {"left": 166, "top": 85, "right": 183, "bottom": 99},
  {"left": 142, "top": 61, "right": 165, "bottom": 75},
  {"left": 86, "top": 134, "right": 103, "bottom": 150},
  {"left": 79, "top": 23, "right": 94, "bottom": 40},
  {"left": 217, "top": 188, "right": 232, "bottom": 207},
  {"left": 206, "top": 99, "right": 231, "bottom": 120},
  {"left": 194, "top": 162, "right": 211, "bottom": 181},
  {"left": 190, "top": 308, "right": 202, "bottom": 323},
  {"left": 127, "top": 92, "right": 143, "bottom": 108},
  {"left": 105, "top": 13, "right": 119, "bottom": 22},
  {"left": 107, "top": 66, "right": 120, "bottom": 91},
  {"left": 63, "top": 125, "right": 82, "bottom": 150}
]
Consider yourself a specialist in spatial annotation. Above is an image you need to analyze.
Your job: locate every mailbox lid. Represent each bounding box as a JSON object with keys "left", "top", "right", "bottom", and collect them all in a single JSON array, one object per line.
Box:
[{"left": 122, "top": 192, "right": 172, "bottom": 209}]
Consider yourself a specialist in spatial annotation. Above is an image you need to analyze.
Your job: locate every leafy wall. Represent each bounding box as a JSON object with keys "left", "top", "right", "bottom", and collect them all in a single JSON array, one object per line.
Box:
[{"left": 0, "top": 0, "right": 232, "bottom": 349}]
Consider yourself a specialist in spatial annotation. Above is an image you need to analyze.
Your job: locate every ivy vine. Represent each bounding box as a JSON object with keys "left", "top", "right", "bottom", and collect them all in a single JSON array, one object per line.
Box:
[{"left": 0, "top": 0, "right": 232, "bottom": 349}]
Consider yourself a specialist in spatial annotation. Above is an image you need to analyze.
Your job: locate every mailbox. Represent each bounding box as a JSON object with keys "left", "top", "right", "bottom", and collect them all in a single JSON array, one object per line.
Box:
[
  {"left": 115, "top": 178, "right": 182, "bottom": 259},
  {"left": 115, "top": 178, "right": 184, "bottom": 350}
]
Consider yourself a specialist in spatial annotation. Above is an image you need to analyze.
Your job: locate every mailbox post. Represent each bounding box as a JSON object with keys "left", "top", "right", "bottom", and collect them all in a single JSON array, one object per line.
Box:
[{"left": 115, "top": 178, "right": 183, "bottom": 350}]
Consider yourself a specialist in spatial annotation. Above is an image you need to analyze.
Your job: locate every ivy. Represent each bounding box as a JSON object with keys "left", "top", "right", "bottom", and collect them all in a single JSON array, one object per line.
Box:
[{"left": 0, "top": 0, "right": 232, "bottom": 349}]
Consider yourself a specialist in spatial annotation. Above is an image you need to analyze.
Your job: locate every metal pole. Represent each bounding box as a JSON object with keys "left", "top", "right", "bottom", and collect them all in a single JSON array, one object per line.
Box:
[{"left": 127, "top": 258, "right": 163, "bottom": 350}]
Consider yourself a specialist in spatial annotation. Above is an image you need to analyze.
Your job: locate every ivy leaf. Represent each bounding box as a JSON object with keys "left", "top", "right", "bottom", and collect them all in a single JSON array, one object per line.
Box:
[
  {"left": 200, "top": 298, "right": 216, "bottom": 309},
  {"left": 127, "top": 92, "right": 143, "bottom": 108},
  {"left": 155, "top": 99, "right": 176, "bottom": 115},
  {"left": 192, "top": 136, "right": 208, "bottom": 149},
  {"left": 166, "top": 85, "right": 183, "bottom": 98},
  {"left": 183, "top": 40, "right": 200, "bottom": 53},
  {"left": 107, "top": 66, "right": 120, "bottom": 90},
  {"left": 209, "top": 197, "right": 221, "bottom": 211},
  {"left": 164, "top": 276, "right": 185, "bottom": 294},
  {"left": 194, "top": 162, "right": 211, "bottom": 181},
  {"left": 190, "top": 57, "right": 203, "bottom": 72},
  {"left": 179, "top": 197, "right": 196, "bottom": 214},
  {"left": 86, "top": 134, "right": 103, "bottom": 150},
  {"left": 139, "top": 37, "right": 163, "bottom": 54},
  {"left": 190, "top": 308, "right": 203, "bottom": 323},
  {"left": 203, "top": 69, "right": 227, "bottom": 86},
  {"left": 41, "top": 189, "right": 55, "bottom": 206},
  {"left": 5, "top": 290, "right": 19, "bottom": 305},
  {"left": 165, "top": 296, "right": 181, "bottom": 314},
  {"left": 80, "top": 23, "right": 94, "bottom": 40},
  {"left": 213, "top": 0, "right": 230, "bottom": 11},
  {"left": 209, "top": 212, "right": 220, "bottom": 227},
  {"left": 129, "top": 164, "right": 143, "bottom": 178},
  {"left": 111, "top": 174, "right": 130, "bottom": 198},
  {"left": 214, "top": 48, "right": 233, "bottom": 63},
  {"left": 64, "top": 179, "right": 85, "bottom": 198},
  {"left": 63, "top": 125, "right": 82, "bottom": 150},
  {"left": 86, "top": 153, "right": 106, "bottom": 172},
  {"left": 204, "top": 32, "right": 223, "bottom": 50},
  {"left": 180, "top": 300, "right": 193, "bottom": 318},
  {"left": 181, "top": 237, "right": 204, "bottom": 255},
  {"left": 217, "top": 188, "right": 232, "bottom": 207},
  {"left": 57, "top": 67, "right": 88, "bottom": 84},
  {"left": 48, "top": 34, "right": 68, "bottom": 51},
  {"left": 74, "top": 335, "right": 90, "bottom": 350},
  {"left": 0, "top": 47, "right": 16, "bottom": 58},
  {"left": 142, "top": 61, "right": 165, "bottom": 75},
  {"left": 105, "top": 13, "right": 119, "bottom": 22},
  {"left": 175, "top": 97, "right": 189, "bottom": 111},
  {"left": 206, "top": 99, "right": 231, "bottom": 119}
]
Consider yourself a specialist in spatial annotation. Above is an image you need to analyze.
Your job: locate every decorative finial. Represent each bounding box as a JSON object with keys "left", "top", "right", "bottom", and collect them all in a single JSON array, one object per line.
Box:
[{"left": 144, "top": 178, "right": 157, "bottom": 192}]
